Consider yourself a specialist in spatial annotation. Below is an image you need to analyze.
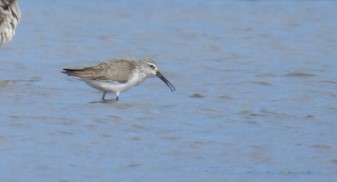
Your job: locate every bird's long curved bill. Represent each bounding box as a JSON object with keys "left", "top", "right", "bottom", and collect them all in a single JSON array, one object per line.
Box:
[{"left": 156, "top": 71, "right": 176, "bottom": 92}]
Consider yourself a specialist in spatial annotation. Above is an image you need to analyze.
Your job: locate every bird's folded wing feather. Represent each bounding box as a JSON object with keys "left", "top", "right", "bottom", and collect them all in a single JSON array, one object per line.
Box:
[{"left": 64, "top": 59, "right": 136, "bottom": 83}]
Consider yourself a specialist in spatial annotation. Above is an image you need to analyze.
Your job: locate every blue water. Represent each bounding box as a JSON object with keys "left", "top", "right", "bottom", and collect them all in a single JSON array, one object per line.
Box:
[{"left": 1, "top": 0, "right": 337, "bottom": 181}]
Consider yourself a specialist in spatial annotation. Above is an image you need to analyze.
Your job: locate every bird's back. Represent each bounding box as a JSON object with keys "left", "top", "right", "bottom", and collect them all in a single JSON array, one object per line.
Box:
[{"left": 63, "top": 58, "right": 136, "bottom": 83}]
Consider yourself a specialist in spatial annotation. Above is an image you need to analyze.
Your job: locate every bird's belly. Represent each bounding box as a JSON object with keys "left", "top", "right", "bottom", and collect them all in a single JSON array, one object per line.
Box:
[{"left": 84, "top": 80, "right": 136, "bottom": 93}]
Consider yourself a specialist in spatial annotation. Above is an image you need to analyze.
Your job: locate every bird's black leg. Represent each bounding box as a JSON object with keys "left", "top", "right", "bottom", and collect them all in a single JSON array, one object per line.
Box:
[
  {"left": 102, "top": 92, "right": 107, "bottom": 101},
  {"left": 100, "top": 92, "right": 119, "bottom": 103}
]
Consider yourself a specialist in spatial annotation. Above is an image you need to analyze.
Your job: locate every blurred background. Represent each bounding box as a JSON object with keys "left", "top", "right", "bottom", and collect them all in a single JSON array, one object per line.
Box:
[{"left": 0, "top": 0, "right": 337, "bottom": 181}]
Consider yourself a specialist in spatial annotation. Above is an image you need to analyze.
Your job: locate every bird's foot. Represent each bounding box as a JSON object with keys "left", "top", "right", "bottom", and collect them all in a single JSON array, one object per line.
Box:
[{"left": 101, "top": 98, "right": 118, "bottom": 103}]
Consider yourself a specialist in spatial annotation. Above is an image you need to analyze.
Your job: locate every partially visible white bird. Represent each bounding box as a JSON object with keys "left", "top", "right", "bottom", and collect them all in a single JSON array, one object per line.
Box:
[{"left": 0, "top": 0, "right": 20, "bottom": 46}]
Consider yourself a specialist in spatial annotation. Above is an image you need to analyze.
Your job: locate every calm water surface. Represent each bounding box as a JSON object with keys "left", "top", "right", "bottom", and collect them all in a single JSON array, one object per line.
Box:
[{"left": 0, "top": 0, "right": 337, "bottom": 181}]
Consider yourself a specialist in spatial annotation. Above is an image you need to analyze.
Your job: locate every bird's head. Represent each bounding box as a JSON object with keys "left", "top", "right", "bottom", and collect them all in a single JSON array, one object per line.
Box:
[{"left": 139, "top": 59, "right": 176, "bottom": 92}]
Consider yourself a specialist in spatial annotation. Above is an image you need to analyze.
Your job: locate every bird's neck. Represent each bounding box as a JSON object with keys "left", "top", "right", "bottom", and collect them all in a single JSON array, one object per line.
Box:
[{"left": 128, "top": 69, "right": 148, "bottom": 86}]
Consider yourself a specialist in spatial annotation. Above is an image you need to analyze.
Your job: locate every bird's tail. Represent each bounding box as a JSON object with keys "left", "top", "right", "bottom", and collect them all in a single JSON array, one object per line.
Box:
[{"left": 62, "top": 68, "right": 81, "bottom": 76}]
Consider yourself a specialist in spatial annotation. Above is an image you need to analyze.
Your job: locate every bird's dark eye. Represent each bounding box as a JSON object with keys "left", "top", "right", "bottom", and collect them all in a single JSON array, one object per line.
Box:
[{"left": 149, "top": 65, "right": 155, "bottom": 69}]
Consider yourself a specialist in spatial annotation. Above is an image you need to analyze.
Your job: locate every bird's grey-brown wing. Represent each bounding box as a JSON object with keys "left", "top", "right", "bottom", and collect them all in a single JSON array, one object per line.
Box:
[{"left": 63, "top": 58, "right": 136, "bottom": 83}]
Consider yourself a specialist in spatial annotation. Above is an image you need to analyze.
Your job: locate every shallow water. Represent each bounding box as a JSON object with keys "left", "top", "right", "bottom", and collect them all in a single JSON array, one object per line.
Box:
[{"left": 1, "top": 0, "right": 337, "bottom": 181}]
